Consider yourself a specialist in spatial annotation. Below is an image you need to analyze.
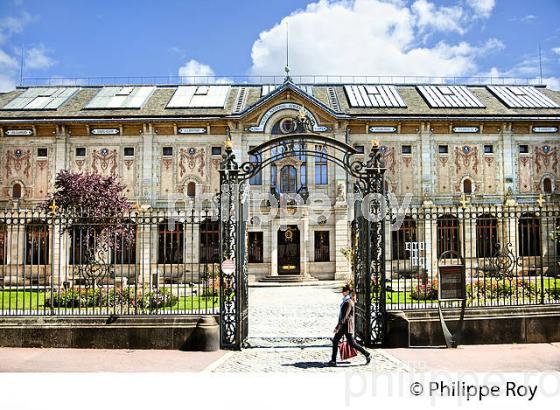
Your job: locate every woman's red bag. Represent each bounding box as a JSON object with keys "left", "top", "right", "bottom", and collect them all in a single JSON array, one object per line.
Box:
[{"left": 338, "top": 337, "right": 358, "bottom": 360}]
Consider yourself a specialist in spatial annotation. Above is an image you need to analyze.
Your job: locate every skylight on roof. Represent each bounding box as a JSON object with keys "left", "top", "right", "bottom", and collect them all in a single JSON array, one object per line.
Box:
[
  {"left": 2, "top": 87, "right": 79, "bottom": 110},
  {"left": 85, "top": 86, "right": 155, "bottom": 109},
  {"left": 166, "top": 85, "right": 230, "bottom": 108},
  {"left": 487, "top": 86, "right": 559, "bottom": 108},
  {"left": 417, "top": 85, "right": 485, "bottom": 108},
  {"left": 344, "top": 85, "right": 406, "bottom": 108}
]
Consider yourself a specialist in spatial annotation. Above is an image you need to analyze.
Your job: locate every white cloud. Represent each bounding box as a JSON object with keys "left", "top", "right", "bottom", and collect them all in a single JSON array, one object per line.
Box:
[
  {"left": 178, "top": 59, "right": 215, "bottom": 78},
  {"left": 465, "top": 0, "right": 495, "bottom": 18},
  {"left": 178, "top": 58, "right": 231, "bottom": 83},
  {"left": 552, "top": 47, "right": 560, "bottom": 56},
  {"left": 412, "top": 0, "right": 465, "bottom": 35},
  {"left": 250, "top": 0, "right": 500, "bottom": 78},
  {"left": 25, "top": 45, "right": 56, "bottom": 69},
  {"left": 520, "top": 14, "right": 537, "bottom": 23},
  {"left": 0, "top": 11, "right": 33, "bottom": 44}
]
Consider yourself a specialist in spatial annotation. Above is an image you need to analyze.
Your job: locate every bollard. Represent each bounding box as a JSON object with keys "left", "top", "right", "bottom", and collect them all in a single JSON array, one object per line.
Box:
[{"left": 194, "top": 316, "right": 219, "bottom": 351}]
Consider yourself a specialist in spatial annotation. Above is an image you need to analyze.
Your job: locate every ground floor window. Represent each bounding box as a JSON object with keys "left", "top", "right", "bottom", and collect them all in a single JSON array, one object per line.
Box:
[
  {"left": 391, "top": 217, "right": 416, "bottom": 260},
  {"left": 158, "top": 219, "right": 183, "bottom": 264},
  {"left": 476, "top": 215, "right": 498, "bottom": 258},
  {"left": 314, "top": 231, "right": 330, "bottom": 262},
  {"left": 0, "top": 223, "right": 6, "bottom": 265},
  {"left": 248, "top": 232, "right": 263, "bottom": 263},
  {"left": 437, "top": 215, "right": 460, "bottom": 257},
  {"left": 111, "top": 220, "right": 137, "bottom": 264},
  {"left": 518, "top": 213, "right": 541, "bottom": 257},
  {"left": 200, "top": 220, "right": 220, "bottom": 263},
  {"left": 25, "top": 220, "right": 49, "bottom": 265},
  {"left": 69, "top": 227, "right": 96, "bottom": 265}
]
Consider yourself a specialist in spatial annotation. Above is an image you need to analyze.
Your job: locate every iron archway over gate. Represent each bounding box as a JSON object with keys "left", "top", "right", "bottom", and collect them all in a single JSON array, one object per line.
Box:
[{"left": 218, "top": 122, "right": 386, "bottom": 350}]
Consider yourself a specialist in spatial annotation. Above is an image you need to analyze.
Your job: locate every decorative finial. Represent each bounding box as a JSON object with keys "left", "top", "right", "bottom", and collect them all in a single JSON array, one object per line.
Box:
[
  {"left": 224, "top": 136, "right": 233, "bottom": 151},
  {"left": 537, "top": 194, "right": 545, "bottom": 208},
  {"left": 459, "top": 194, "right": 470, "bottom": 209},
  {"left": 284, "top": 21, "right": 291, "bottom": 81},
  {"left": 371, "top": 139, "right": 380, "bottom": 149},
  {"left": 48, "top": 199, "right": 58, "bottom": 216}
]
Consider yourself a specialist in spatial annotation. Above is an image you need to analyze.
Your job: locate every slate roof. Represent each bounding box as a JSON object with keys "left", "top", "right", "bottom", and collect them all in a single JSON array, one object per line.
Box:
[{"left": 0, "top": 81, "right": 559, "bottom": 121}]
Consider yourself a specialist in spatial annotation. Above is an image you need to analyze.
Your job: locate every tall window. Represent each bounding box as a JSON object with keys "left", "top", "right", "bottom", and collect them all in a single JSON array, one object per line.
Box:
[
  {"left": 280, "top": 165, "right": 297, "bottom": 193},
  {"left": 187, "top": 182, "right": 196, "bottom": 198},
  {"left": 314, "top": 231, "right": 330, "bottom": 262},
  {"left": 69, "top": 227, "right": 96, "bottom": 265},
  {"left": 391, "top": 217, "right": 416, "bottom": 260},
  {"left": 543, "top": 177, "right": 553, "bottom": 193},
  {"left": 315, "top": 145, "right": 328, "bottom": 185},
  {"left": 249, "top": 148, "right": 262, "bottom": 185},
  {"left": 200, "top": 220, "right": 220, "bottom": 263},
  {"left": 0, "top": 223, "right": 6, "bottom": 265},
  {"left": 463, "top": 178, "right": 473, "bottom": 194},
  {"left": 476, "top": 215, "right": 497, "bottom": 258},
  {"left": 158, "top": 219, "right": 183, "bottom": 264},
  {"left": 518, "top": 213, "right": 541, "bottom": 257},
  {"left": 25, "top": 221, "right": 49, "bottom": 265},
  {"left": 248, "top": 232, "right": 263, "bottom": 263},
  {"left": 111, "top": 221, "right": 137, "bottom": 264},
  {"left": 12, "top": 183, "right": 22, "bottom": 199},
  {"left": 271, "top": 164, "right": 277, "bottom": 188},
  {"left": 437, "top": 215, "right": 460, "bottom": 257}
]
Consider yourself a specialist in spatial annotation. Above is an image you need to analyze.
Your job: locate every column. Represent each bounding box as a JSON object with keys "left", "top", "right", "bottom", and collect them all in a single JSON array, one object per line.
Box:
[
  {"left": 501, "top": 122, "right": 515, "bottom": 194},
  {"left": 334, "top": 205, "right": 349, "bottom": 280},
  {"left": 301, "top": 209, "right": 309, "bottom": 277},
  {"left": 420, "top": 122, "right": 434, "bottom": 196}
]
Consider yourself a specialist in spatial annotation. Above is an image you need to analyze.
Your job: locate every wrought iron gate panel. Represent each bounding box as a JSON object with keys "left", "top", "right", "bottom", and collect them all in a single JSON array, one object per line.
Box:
[
  {"left": 237, "top": 183, "right": 249, "bottom": 346},
  {"left": 352, "top": 193, "right": 370, "bottom": 344}
]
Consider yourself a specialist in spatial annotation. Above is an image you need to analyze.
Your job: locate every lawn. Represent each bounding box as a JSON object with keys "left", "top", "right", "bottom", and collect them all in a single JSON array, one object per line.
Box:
[{"left": 0, "top": 291, "right": 219, "bottom": 312}]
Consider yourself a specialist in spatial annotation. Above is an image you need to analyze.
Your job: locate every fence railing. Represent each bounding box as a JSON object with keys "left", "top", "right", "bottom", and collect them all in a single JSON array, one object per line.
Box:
[
  {"left": 19, "top": 75, "right": 544, "bottom": 88},
  {"left": 0, "top": 208, "right": 220, "bottom": 316},
  {"left": 0, "top": 201, "right": 559, "bottom": 316},
  {"left": 385, "top": 202, "right": 560, "bottom": 310}
]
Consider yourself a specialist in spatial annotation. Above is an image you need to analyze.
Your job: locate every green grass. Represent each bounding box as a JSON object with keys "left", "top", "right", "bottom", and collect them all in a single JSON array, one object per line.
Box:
[{"left": 0, "top": 291, "right": 45, "bottom": 310}]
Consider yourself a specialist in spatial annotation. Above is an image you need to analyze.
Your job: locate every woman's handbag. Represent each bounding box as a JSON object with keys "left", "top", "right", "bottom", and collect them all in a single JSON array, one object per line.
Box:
[{"left": 338, "top": 336, "right": 358, "bottom": 360}]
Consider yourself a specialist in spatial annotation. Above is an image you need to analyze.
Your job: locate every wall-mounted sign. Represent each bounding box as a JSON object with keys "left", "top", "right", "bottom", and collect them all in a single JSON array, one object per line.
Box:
[
  {"left": 369, "top": 126, "right": 397, "bottom": 133},
  {"left": 452, "top": 126, "right": 479, "bottom": 133},
  {"left": 5, "top": 129, "right": 33, "bottom": 136},
  {"left": 91, "top": 128, "right": 119, "bottom": 135},
  {"left": 178, "top": 127, "right": 207, "bottom": 134},
  {"left": 532, "top": 126, "right": 558, "bottom": 133}
]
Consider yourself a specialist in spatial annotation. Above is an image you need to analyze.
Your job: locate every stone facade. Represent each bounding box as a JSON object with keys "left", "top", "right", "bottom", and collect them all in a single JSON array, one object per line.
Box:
[{"left": 0, "top": 81, "right": 559, "bottom": 282}]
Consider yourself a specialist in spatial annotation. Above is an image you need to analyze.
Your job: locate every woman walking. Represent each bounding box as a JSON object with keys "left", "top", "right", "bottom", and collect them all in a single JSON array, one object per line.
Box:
[{"left": 327, "top": 284, "right": 371, "bottom": 366}]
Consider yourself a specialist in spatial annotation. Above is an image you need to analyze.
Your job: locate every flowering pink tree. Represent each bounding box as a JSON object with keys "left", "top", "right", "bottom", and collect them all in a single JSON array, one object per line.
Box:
[{"left": 42, "top": 170, "right": 134, "bottom": 285}]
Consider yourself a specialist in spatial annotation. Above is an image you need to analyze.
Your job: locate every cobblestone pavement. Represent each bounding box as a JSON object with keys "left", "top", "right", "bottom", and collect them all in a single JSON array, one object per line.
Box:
[{"left": 211, "top": 282, "right": 409, "bottom": 373}]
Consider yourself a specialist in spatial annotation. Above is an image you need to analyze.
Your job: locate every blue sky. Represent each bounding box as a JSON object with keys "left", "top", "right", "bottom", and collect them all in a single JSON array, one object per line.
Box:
[{"left": 0, "top": 0, "right": 559, "bottom": 90}]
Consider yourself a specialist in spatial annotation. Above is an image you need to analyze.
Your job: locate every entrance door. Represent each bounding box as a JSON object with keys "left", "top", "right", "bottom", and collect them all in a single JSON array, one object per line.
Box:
[{"left": 277, "top": 225, "right": 300, "bottom": 275}]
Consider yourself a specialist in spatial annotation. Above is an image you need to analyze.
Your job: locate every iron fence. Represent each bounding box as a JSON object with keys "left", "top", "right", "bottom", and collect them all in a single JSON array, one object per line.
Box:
[
  {"left": 0, "top": 208, "right": 220, "bottom": 316},
  {"left": 385, "top": 201, "right": 560, "bottom": 310}
]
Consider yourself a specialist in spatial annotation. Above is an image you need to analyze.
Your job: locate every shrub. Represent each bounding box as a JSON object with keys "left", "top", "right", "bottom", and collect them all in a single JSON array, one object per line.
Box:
[
  {"left": 410, "top": 280, "right": 438, "bottom": 300},
  {"left": 546, "top": 287, "right": 560, "bottom": 301},
  {"left": 45, "top": 286, "right": 178, "bottom": 309}
]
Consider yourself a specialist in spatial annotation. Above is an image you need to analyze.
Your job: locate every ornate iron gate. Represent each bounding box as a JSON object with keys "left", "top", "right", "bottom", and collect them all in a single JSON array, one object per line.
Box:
[{"left": 218, "top": 127, "right": 386, "bottom": 349}]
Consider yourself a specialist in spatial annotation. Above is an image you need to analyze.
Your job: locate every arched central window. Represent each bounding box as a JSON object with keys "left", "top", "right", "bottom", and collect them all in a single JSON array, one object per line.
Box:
[
  {"left": 158, "top": 219, "right": 183, "bottom": 264},
  {"left": 280, "top": 165, "right": 297, "bottom": 193},
  {"left": 543, "top": 177, "right": 553, "bottom": 194},
  {"left": 12, "top": 183, "right": 22, "bottom": 199},
  {"left": 463, "top": 178, "right": 473, "bottom": 194}
]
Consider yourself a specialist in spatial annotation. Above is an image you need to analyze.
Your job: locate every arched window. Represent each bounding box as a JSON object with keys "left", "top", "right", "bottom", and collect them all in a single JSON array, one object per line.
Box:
[
  {"left": 111, "top": 220, "right": 137, "bottom": 264},
  {"left": 12, "top": 183, "right": 22, "bottom": 199},
  {"left": 543, "top": 177, "right": 553, "bottom": 194},
  {"left": 249, "top": 149, "right": 262, "bottom": 185},
  {"left": 463, "top": 178, "right": 473, "bottom": 194},
  {"left": 187, "top": 182, "right": 196, "bottom": 198},
  {"left": 200, "top": 219, "right": 220, "bottom": 263},
  {"left": 0, "top": 223, "right": 6, "bottom": 265},
  {"left": 158, "top": 219, "right": 183, "bottom": 264},
  {"left": 476, "top": 214, "right": 497, "bottom": 258},
  {"left": 280, "top": 165, "right": 297, "bottom": 193},
  {"left": 392, "top": 217, "right": 416, "bottom": 260},
  {"left": 25, "top": 220, "right": 49, "bottom": 265},
  {"left": 518, "top": 213, "right": 541, "bottom": 257},
  {"left": 437, "top": 215, "right": 460, "bottom": 257}
]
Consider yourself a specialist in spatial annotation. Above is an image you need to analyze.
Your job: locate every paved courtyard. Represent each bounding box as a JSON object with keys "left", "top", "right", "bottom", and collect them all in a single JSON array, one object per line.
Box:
[{"left": 210, "top": 281, "right": 409, "bottom": 373}]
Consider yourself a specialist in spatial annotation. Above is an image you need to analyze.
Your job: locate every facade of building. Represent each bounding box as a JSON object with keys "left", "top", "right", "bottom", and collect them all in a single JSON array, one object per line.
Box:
[{"left": 0, "top": 80, "right": 559, "bottom": 284}]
